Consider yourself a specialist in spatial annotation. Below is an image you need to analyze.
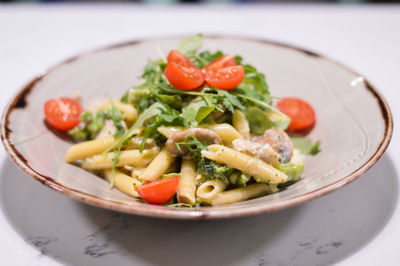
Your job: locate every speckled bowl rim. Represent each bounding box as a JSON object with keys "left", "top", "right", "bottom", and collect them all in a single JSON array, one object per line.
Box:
[{"left": 0, "top": 35, "right": 393, "bottom": 220}]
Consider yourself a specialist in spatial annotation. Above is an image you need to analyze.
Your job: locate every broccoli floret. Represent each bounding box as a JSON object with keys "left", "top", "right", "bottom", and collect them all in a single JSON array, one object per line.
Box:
[
  {"left": 276, "top": 161, "right": 304, "bottom": 189},
  {"left": 197, "top": 157, "right": 236, "bottom": 181},
  {"left": 68, "top": 110, "right": 105, "bottom": 141}
]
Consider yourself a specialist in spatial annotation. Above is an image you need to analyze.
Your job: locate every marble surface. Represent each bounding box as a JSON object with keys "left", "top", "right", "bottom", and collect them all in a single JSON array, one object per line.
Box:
[{"left": 1, "top": 4, "right": 399, "bottom": 266}]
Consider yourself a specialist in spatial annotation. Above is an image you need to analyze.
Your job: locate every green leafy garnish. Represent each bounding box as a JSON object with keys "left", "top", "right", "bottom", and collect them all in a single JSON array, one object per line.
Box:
[
  {"left": 291, "top": 137, "right": 321, "bottom": 155},
  {"left": 236, "top": 64, "right": 270, "bottom": 101},
  {"left": 245, "top": 107, "right": 272, "bottom": 135},
  {"left": 177, "top": 34, "right": 203, "bottom": 55}
]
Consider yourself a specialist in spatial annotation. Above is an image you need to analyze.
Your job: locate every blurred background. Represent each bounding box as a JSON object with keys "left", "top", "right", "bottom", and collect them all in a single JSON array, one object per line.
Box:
[{"left": 1, "top": 0, "right": 399, "bottom": 4}]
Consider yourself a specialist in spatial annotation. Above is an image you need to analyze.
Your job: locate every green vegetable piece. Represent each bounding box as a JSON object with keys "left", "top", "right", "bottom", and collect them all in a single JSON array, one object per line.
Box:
[
  {"left": 68, "top": 127, "right": 88, "bottom": 141},
  {"left": 276, "top": 162, "right": 304, "bottom": 189},
  {"left": 182, "top": 99, "right": 215, "bottom": 127},
  {"left": 245, "top": 107, "right": 273, "bottom": 135},
  {"left": 68, "top": 110, "right": 106, "bottom": 141},
  {"left": 196, "top": 106, "right": 216, "bottom": 124},
  {"left": 237, "top": 173, "right": 251, "bottom": 187},
  {"left": 291, "top": 137, "right": 321, "bottom": 155},
  {"left": 197, "top": 158, "right": 236, "bottom": 181},
  {"left": 217, "top": 89, "right": 245, "bottom": 113},
  {"left": 178, "top": 34, "right": 203, "bottom": 55}
]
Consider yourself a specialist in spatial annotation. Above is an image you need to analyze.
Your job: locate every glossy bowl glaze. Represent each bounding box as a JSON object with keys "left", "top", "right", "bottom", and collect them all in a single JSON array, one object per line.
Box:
[{"left": 0, "top": 36, "right": 393, "bottom": 219}]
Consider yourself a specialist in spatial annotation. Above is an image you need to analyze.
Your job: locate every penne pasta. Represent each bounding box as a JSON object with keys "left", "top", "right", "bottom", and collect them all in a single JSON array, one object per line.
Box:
[
  {"left": 201, "top": 144, "right": 288, "bottom": 184},
  {"left": 205, "top": 123, "right": 242, "bottom": 147},
  {"left": 178, "top": 159, "right": 197, "bottom": 204},
  {"left": 104, "top": 169, "right": 142, "bottom": 198},
  {"left": 66, "top": 136, "right": 116, "bottom": 163},
  {"left": 196, "top": 179, "right": 228, "bottom": 203},
  {"left": 139, "top": 148, "right": 175, "bottom": 182},
  {"left": 209, "top": 183, "right": 273, "bottom": 206},
  {"left": 81, "top": 149, "right": 159, "bottom": 170},
  {"left": 66, "top": 128, "right": 143, "bottom": 163},
  {"left": 232, "top": 110, "right": 250, "bottom": 139}
]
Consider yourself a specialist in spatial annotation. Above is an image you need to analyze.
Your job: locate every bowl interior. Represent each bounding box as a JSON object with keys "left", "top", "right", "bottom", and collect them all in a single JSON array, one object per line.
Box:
[{"left": 1, "top": 37, "right": 391, "bottom": 219}]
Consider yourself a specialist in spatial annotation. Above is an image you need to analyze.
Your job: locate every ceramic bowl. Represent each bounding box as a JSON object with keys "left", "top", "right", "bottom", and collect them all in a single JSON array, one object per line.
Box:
[{"left": 1, "top": 36, "right": 393, "bottom": 219}]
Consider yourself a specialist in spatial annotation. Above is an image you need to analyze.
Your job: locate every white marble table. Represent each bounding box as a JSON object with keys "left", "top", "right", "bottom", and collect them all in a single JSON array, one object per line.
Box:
[{"left": 1, "top": 4, "right": 399, "bottom": 266}]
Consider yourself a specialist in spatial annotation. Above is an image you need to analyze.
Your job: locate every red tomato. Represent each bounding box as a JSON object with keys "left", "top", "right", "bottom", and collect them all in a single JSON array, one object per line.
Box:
[
  {"left": 165, "top": 61, "right": 204, "bottom": 90},
  {"left": 44, "top": 98, "right": 83, "bottom": 131},
  {"left": 167, "top": 50, "right": 196, "bottom": 68},
  {"left": 136, "top": 176, "right": 179, "bottom": 204},
  {"left": 205, "top": 65, "right": 245, "bottom": 90},
  {"left": 277, "top": 97, "right": 316, "bottom": 131},
  {"left": 202, "top": 54, "right": 236, "bottom": 75}
]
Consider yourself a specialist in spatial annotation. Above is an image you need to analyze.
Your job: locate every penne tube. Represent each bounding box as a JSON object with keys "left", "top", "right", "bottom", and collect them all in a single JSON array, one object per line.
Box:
[
  {"left": 196, "top": 179, "right": 228, "bottom": 203},
  {"left": 98, "top": 101, "right": 138, "bottom": 126},
  {"left": 178, "top": 159, "right": 197, "bottom": 204},
  {"left": 81, "top": 149, "right": 159, "bottom": 170},
  {"left": 66, "top": 136, "right": 116, "bottom": 163},
  {"left": 232, "top": 110, "right": 250, "bottom": 139},
  {"left": 201, "top": 145, "right": 288, "bottom": 184},
  {"left": 66, "top": 128, "right": 143, "bottom": 163},
  {"left": 104, "top": 169, "right": 142, "bottom": 198},
  {"left": 209, "top": 183, "right": 272, "bottom": 206},
  {"left": 205, "top": 124, "right": 242, "bottom": 147},
  {"left": 157, "top": 126, "right": 184, "bottom": 138},
  {"left": 139, "top": 148, "right": 175, "bottom": 182}
]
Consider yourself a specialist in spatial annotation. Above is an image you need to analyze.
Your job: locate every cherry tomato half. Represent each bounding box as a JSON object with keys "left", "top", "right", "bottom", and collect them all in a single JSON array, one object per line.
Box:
[
  {"left": 277, "top": 97, "right": 316, "bottom": 131},
  {"left": 202, "top": 54, "right": 237, "bottom": 76},
  {"left": 44, "top": 98, "right": 83, "bottom": 131},
  {"left": 136, "top": 176, "right": 180, "bottom": 204},
  {"left": 167, "top": 50, "right": 196, "bottom": 68},
  {"left": 165, "top": 61, "right": 204, "bottom": 91},
  {"left": 205, "top": 65, "right": 245, "bottom": 90}
]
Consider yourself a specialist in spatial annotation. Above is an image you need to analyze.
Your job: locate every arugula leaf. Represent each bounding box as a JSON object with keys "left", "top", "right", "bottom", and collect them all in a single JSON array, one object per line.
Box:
[
  {"left": 196, "top": 106, "right": 216, "bottom": 124},
  {"left": 291, "top": 137, "right": 321, "bottom": 155},
  {"left": 235, "top": 64, "right": 270, "bottom": 103},
  {"left": 216, "top": 89, "right": 245, "bottom": 113},
  {"left": 152, "top": 88, "right": 182, "bottom": 109},
  {"left": 139, "top": 104, "right": 183, "bottom": 152},
  {"left": 187, "top": 50, "right": 224, "bottom": 68},
  {"left": 182, "top": 100, "right": 205, "bottom": 127},
  {"left": 310, "top": 140, "right": 321, "bottom": 155},
  {"left": 245, "top": 107, "right": 273, "bottom": 135},
  {"left": 178, "top": 34, "right": 203, "bottom": 55},
  {"left": 104, "top": 102, "right": 167, "bottom": 153},
  {"left": 182, "top": 99, "right": 215, "bottom": 127},
  {"left": 234, "top": 55, "right": 243, "bottom": 65}
]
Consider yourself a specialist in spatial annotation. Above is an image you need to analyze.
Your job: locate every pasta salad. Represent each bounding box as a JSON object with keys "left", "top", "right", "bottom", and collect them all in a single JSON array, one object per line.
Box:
[{"left": 44, "top": 35, "right": 320, "bottom": 207}]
